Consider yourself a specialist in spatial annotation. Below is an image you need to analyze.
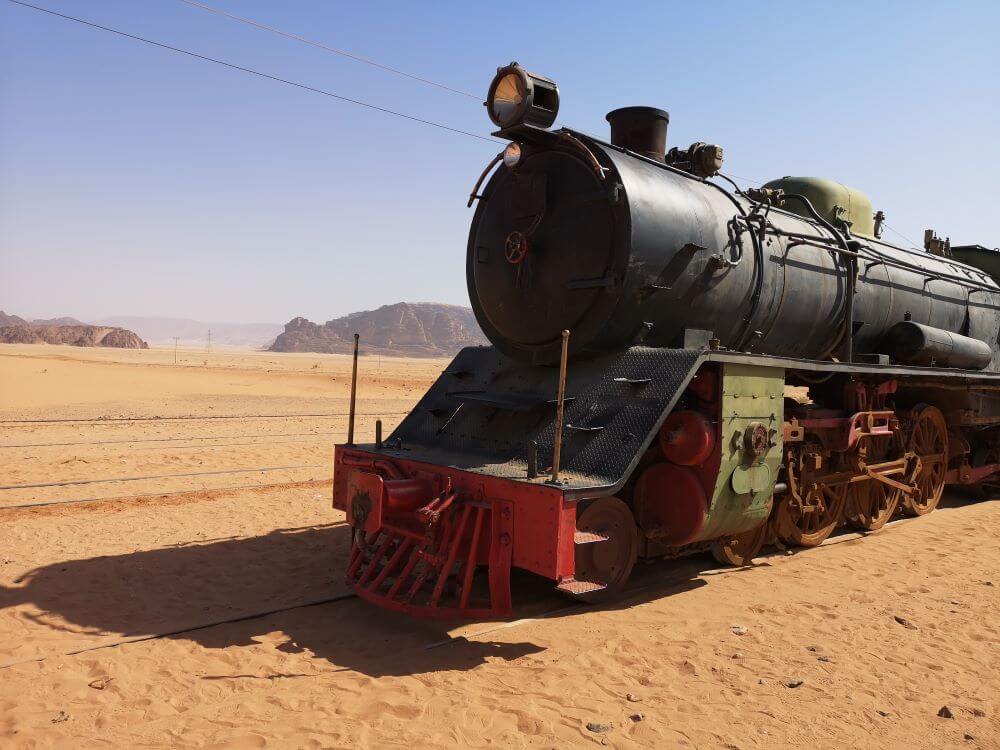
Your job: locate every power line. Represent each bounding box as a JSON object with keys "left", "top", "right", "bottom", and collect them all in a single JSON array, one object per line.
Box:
[
  {"left": 5, "top": 0, "right": 497, "bottom": 144},
  {"left": 176, "top": 0, "right": 479, "bottom": 100},
  {"left": 882, "top": 222, "right": 920, "bottom": 249},
  {"left": 722, "top": 172, "right": 764, "bottom": 185}
]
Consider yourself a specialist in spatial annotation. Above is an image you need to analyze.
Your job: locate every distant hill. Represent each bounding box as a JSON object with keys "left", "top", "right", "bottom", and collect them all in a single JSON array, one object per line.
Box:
[
  {"left": 270, "top": 303, "right": 487, "bottom": 357},
  {"left": 96, "top": 316, "right": 284, "bottom": 348},
  {"left": 0, "top": 311, "right": 28, "bottom": 327},
  {"left": 0, "top": 323, "right": 147, "bottom": 349},
  {"left": 31, "top": 316, "right": 86, "bottom": 326}
]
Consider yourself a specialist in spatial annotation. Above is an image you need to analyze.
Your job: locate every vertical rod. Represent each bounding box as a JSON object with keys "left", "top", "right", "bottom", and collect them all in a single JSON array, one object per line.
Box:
[
  {"left": 430, "top": 504, "right": 473, "bottom": 606},
  {"left": 347, "top": 332, "right": 359, "bottom": 446},
  {"left": 842, "top": 255, "right": 857, "bottom": 363},
  {"left": 459, "top": 506, "right": 486, "bottom": 611},
  {"left": 551, "top": 329, "right": 570, "bottom": 483},
  {"left": 375, "top": 418, "right": 383, "bottom": 449}
]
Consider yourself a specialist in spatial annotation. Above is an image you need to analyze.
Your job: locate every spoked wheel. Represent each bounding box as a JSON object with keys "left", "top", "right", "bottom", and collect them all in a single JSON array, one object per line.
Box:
[
  {"left": 776, "top": 443, "right": 848, "bottom": 547},
  {"left": 711, "top": 520, "right": 768, "bottom": 566},
  {"left": 846, "top": 436, "right": 902, "bottom": 532},
  {"left": 571, "top": 496, "right": 638, "bottom": 603},
  {"left": 903, "top": 404, "right": 948, "bottom": 516}
]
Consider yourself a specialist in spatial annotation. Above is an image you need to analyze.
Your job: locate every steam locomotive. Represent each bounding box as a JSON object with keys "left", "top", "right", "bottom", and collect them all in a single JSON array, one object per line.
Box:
[{"left": 333, "top": 63, "right": 1000, "bottom": 618}]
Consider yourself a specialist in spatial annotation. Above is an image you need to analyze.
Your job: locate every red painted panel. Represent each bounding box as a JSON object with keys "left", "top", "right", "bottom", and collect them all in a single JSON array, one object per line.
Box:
[{"left": 333, "top": 445, "right": 572, "bottom": 580}]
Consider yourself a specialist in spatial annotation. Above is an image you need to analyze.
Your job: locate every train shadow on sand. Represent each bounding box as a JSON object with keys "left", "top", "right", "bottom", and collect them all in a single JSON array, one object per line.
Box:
[
  {"left": 4, "top": 493, "right": 982, "bottom": 676},
  {"left": 0, "top": 520, "right": 711, "bottom": 677}
]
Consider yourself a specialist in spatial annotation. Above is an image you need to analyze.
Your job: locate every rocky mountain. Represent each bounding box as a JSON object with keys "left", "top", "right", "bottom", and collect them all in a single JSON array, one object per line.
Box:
[
  {"left": 96, "top": 316, "right": 283, "bottom": 348},
  {"left": 270, "top": 303, "right": 487, "bottom": 357},
  {"left": 0, "top": 311, "right": 28, "bottom": 327},
  {"left": 0, "top": 322, "right": 148, "bottom": 349},
  {"left": 31, "top": 316, "right": 87, "bottom": 326}
]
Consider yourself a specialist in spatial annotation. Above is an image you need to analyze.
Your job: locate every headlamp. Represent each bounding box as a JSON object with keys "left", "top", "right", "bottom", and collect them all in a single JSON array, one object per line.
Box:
[
  {"left": 502, "top": 142, "right": 522, "bottom": 168},
  {"left": 486, "top": 63, "right": 559, "bottom": 131}
]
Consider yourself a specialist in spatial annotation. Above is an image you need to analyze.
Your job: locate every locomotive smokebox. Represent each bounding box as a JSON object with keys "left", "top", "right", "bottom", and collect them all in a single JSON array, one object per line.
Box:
[{"left": 606, "top": 107, "right": 669, "bottom": 161}]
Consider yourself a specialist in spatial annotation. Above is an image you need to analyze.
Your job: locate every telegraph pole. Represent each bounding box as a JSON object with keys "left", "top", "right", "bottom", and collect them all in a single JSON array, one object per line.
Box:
[
  {"left": 173, "top": 336, "right": 179, "bottom": 364},
  {"left": 206, "top": 329, "right": 212, "bottom": 353}
]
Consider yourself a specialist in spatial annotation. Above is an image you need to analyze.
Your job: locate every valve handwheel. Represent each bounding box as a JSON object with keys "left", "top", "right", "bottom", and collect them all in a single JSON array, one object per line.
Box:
[{"left": 504, "top": 231, "right": 529, "bottom": 264}]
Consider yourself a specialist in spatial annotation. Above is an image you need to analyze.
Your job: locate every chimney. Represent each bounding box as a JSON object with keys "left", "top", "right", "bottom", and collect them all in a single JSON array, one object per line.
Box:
[{"left": 605, "top": 106, "right": 669, "bottom": 162}]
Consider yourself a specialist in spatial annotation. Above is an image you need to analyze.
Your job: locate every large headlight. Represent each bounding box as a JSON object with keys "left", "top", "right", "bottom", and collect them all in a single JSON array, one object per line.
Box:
[{"left": 486, "top": 63, "right": 559, "bottom": 131}]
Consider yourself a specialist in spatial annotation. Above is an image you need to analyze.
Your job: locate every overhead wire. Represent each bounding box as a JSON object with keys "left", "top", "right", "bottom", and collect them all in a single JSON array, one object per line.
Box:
[
  {"left": 175, "top": 0, "right": 479, "bottom": 99},
  {"left": 5, "top": 0, "right": 498, "bottom": 144},
  {"left": 881, "top": 221, "right": 920, "bottom": 249}
]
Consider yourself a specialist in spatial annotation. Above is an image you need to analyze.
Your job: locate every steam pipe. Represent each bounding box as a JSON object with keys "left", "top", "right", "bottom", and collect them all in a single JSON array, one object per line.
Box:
[{"left": 780, "top": 194, "right": 857, "bottom": 362}]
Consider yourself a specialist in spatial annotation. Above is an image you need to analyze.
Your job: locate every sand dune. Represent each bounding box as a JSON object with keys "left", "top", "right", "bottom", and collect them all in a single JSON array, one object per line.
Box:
[{"left": 0, "top": 344, "right": 997, "bottom": 748}]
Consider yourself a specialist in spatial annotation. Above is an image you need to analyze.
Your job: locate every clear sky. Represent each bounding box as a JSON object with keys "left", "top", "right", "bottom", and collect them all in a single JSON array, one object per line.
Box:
[{"left": 2, "top": 0, "right": 998, "bottom": 324}]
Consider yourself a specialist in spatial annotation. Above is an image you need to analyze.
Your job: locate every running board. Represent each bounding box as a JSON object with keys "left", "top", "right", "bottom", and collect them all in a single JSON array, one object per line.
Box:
[
  {"left": 555, "top": 577, "right": 608, "bottom": 595},
  {"left": 574, "top": 530, "right": 610, "bottom": 545}
]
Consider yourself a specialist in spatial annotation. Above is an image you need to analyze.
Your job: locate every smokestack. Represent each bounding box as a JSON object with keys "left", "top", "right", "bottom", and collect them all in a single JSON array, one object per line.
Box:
[{"left": 605, "top": 106, "right": 669, "bottom": 162}]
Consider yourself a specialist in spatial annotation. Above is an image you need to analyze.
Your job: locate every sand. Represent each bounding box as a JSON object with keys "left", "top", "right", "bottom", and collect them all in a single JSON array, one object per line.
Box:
[{"left": 1, "top": 343, "right": 997, "bottom": 748}]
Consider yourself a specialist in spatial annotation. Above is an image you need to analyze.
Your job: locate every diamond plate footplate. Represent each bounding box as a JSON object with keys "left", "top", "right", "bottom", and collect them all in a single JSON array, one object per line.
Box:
[
  {"left": 371, "top": 345, "right": 703, "bottom": 493},
  {"left": 554, "top": 577, "right": 607, "bottom": 595},
  {"left": 573, "top": 530, "right": 610, "bottom": 545}
]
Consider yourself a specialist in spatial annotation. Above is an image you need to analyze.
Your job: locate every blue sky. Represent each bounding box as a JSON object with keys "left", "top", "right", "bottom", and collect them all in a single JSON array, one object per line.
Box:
[{"left": 2, "top": 0, "right": 998, "bottom": 324}]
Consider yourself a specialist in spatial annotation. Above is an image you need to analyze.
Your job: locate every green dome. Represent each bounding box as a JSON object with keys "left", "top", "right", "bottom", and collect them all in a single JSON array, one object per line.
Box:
[{"left": 763, "top": 176, "right": 875, "bottom": 237}]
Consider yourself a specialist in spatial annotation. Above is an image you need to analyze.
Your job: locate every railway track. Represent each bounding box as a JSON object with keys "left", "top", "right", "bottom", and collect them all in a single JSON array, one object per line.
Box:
[
  {"left": 0, "top": 430, "right": 342, "bottom": 449},
  {"left": 0, "top": 464, "right": 325, "bottom": 492},
  {"left": 128, "top": 437, "right": 331, "bottom": 452},
  {"left": 0, "top": 411, "right": 409, "bottom": 425},
  {"left": 0, "top": 477, "right": 334, "bottom": 511}
]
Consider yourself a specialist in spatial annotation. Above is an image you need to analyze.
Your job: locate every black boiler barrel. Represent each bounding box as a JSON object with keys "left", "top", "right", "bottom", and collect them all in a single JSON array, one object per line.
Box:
[{"left": 466, "top": 134, "right": 1000, "bottom": 369}]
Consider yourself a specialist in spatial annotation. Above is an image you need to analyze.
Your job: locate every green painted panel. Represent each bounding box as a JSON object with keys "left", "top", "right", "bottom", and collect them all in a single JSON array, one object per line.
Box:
[
  {"left": 695, "top": 362, "right": 784, "bottom": 541},
  {"left": 951, "top": 245, "right": 1000, "bottom": 283},
  {"left": 763, "top": 176, "right": 875, "bottom": 237}
]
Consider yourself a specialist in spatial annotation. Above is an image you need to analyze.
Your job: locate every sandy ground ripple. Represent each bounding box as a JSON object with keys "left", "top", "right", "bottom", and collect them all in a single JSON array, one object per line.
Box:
[{"left": 1, "top": 343, "right": 998, "bottom": 748}]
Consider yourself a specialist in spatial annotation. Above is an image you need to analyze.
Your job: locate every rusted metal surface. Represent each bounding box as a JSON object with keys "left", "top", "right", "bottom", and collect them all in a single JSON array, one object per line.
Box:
[
  {"left": 844, "top": 429, "right": 907, "bottom": 532},
  {"left": 567, "top": 496, "right": 637, "bottom": 602},
  {"left": 902, "top": 405, "right": 949, "bottom": 516},
  {"left": 710, "top": 520, "right": 767, "bottom": 567},
  {"left": 774, "top": 442, "right": 850, "bottom": 547}
]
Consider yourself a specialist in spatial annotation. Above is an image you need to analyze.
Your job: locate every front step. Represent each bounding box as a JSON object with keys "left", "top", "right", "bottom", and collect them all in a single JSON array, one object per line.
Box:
[
  {"left": 555, "top": 577, "right": 608, "bottom": 595},
  {"left": 574, "top": 530, "right": 610, "bottom": 545}
]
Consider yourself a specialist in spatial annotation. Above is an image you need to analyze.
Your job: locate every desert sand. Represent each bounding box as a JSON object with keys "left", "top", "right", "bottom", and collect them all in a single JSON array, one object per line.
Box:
[{"left": 0, "top": 343, "right": 997, "bottom": 749}]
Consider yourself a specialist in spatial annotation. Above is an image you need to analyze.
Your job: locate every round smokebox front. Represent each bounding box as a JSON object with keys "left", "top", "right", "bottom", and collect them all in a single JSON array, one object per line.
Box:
[{"left": 467, "top": 149, "right": 621, "bottom": 362}]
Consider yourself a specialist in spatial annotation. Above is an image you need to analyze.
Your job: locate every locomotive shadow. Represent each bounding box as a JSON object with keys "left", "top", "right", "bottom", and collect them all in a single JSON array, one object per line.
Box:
[
  {"left": 0, "top": 522, "right": 707, "bottom": 676},
  {"left": 0, "top": 523, "right": 546, "bottom": 676},
  {"left": 8, "top": 496, "right": 983, "bottom": 676}
]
